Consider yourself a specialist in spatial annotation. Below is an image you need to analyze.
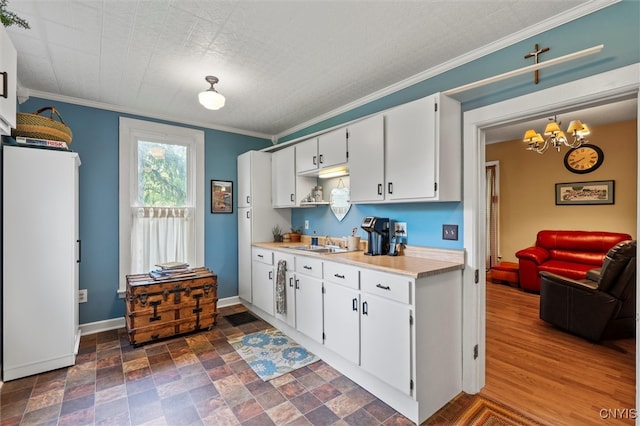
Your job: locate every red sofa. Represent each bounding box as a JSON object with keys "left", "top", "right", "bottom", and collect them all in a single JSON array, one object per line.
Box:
[{"left": 515, "top": 230, "right": 633, "bottom": 292}]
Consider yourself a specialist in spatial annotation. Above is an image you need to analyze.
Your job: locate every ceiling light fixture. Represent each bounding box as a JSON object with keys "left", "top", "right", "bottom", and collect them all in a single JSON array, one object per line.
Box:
[
  {"left": 523, "top": 116, "right": 590, "bottom": 154},
  {"left": 198, "top": 76, "right": 226, "bottom": 110}
]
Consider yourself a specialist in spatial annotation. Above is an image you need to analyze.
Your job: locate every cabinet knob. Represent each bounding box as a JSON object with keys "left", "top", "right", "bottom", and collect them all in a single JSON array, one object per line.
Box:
[
  {"left": 388, "top": 182, "right": 393, "bottom": 194},
  {"left": 352, "top": 298, "right": 358, "bottom": 311},
  {"left": 1, "top": 72, "right": 7, "bottom": 99},
  {"left": 362, "top": 301, "right": 368, "bottom": 315},
  {"left": 269, "top": 271, "right": 273, "bottom": 280},
  {"left": 312, "top": 155, "right": 317, "bottom": 165},
  {"left": 377, "top": 184, "right": 383, "bottom": 195},
  {"left": 289, "top": 277, "right": 294, "bottom": 287},
  {"left": 319, "top": 154, "right": 324, "bottom": 164},
  {"left": 290, "top": 193, "right": 294, "bottom": 202},
  {"left": 295, "top": 279, "right": 300, "bottom": 289}
]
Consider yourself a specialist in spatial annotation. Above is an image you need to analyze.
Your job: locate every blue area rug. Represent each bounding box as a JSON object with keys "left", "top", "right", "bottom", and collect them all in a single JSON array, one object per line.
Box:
[{"left": 228, "top": 327, "right": 319, "bottom": 381}]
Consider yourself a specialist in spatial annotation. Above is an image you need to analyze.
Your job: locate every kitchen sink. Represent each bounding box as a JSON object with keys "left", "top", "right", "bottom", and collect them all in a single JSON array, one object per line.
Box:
[{"left": 286, "top": 245, "right": 348, "bottom": 254}]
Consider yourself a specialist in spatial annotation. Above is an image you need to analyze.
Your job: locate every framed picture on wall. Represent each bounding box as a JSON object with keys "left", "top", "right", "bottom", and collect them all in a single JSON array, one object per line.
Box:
[
  {"left": 555, "top": 180, "right": 614, "bottom": 205},
  {"left": 211, "top": 180, "right": 233, "bottom": 213}
]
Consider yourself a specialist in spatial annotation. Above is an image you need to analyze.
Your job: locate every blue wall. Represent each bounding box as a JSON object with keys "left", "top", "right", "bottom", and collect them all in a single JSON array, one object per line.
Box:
[
  {"left": 283, "top": 1, "right": 639, "bottom": 253},
  {"left": 15, "top": 99, "right": 271, "bottom": 324},
  {"left": 14, "top": 1, "right": 639, "bottom": 325}
]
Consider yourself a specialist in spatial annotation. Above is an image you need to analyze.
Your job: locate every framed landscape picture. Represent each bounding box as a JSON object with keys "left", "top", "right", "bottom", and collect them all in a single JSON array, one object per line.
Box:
[
  {"left": 211, "top": 180, "right": 233, "bottom": 213},
  {"left": 555, "top": 180, "right": 614, "bottom": 205}
]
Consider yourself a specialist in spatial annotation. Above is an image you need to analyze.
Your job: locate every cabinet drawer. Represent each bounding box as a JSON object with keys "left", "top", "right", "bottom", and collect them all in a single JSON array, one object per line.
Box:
[
  {"left": 253, "top": 248, "right": 273, "bottom": 265},
  {"left": 295, "top": 255, "right": 323, "bottom": 279},
  {"left": 361, "top": 270, "right": 411, "bottom": 304},
  {"left": 324, "top": 261, "right": 359, "bottom": 290}
]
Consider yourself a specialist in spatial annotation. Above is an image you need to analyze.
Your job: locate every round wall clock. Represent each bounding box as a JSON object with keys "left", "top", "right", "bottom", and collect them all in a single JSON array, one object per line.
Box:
[{"left": 563, "top": 144, "right": 604, "bottom": 174}]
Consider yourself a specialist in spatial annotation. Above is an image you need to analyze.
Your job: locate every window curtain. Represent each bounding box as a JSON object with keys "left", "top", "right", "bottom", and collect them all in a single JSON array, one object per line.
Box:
[
  {"left": 131, "top": 207, "right": 195, "bottom": 273},
  {"left": 486, "top": 164, "right": 499, "bottom": 271}
]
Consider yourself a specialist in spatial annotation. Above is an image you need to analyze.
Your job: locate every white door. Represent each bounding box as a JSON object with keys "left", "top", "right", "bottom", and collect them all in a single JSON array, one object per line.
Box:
[
  {"left": 237, "top": 152, "right": 252, "bottom": 208},
  {"left": 360, "top": 293, "right": 412, "bottom": 395},
  {"left": 295, "top": 138, "right": 319, "bottom": 173},
  {"left": 238, "top": 208, "right": 252, "bottom": 302},
  {"left": 323, "top": 281, "right": 360, "bottom": 365},
  {"left": 295, "top": 274, "right": 323, "bottom": 344},
  {"left": 252, "top": 261, "right": 274, "bottom": 315},
  {"left": 348, "top": 115, "right": 385, "bottom": 203},
  {"left": 385, "top": 95, "right": 437, "bottom": 201},
  {"left": 272, "top": 147, "right": 296, "bottom": 207},
  {"left": 318, "top": 128, "right": 347, "bottom": 168}
]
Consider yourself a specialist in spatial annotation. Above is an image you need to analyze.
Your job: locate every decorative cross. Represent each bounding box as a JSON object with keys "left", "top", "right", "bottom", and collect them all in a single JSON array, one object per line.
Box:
[{"left": 524, "top": 44, "right": 550, "bottom": 84}]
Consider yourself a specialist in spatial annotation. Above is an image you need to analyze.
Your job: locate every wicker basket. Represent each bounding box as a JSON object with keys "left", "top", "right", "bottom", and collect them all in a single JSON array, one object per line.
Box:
[{"left": 11, "top": 107, "right": 73, "bottom": 144}]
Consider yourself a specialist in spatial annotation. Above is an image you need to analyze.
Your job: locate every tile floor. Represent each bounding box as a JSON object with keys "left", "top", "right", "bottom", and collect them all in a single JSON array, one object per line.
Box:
[{"left": 0, "top": 304, "right": 460, "bottom": 426}]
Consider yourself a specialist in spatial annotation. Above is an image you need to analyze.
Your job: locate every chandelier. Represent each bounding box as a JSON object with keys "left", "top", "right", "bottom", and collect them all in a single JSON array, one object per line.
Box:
[
  {"left": 523, "top": 116, "right": 590, "bottom": 154},
  {"left": 198, "top": 76, "right": 226, "bottom": 110}
]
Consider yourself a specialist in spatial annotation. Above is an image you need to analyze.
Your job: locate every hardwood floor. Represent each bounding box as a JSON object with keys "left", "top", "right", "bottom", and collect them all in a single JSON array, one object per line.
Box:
[{"left": 480, "top": 280, "right": 635, "bottom": 425}]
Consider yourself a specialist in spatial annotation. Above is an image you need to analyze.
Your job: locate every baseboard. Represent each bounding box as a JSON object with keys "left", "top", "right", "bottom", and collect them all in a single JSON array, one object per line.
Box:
[
  {"left": 79, "top": 317, "right": 126, "bottom": 335},
  {"left": 79, "top": 296, "right": 243, "bottom": 336}
]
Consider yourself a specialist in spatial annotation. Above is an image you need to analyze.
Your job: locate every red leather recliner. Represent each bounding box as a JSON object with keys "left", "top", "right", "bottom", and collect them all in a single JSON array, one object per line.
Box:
[{"left": 515, "top": 230, "right": 633, "bottom": 292}]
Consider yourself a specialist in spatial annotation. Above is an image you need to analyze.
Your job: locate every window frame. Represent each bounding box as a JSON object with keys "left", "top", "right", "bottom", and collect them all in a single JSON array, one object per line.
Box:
[{"left": 118, "top": 117, "right": 205, "bottom": 296}]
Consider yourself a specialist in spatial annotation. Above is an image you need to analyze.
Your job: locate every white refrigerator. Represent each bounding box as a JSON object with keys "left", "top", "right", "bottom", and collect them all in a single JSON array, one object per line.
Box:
[
  {"left": 3, "top": 145, "right": 81, "bottom": 381},
  {"left": 238, "top": 150, "right": 290, "bottom": 303}
]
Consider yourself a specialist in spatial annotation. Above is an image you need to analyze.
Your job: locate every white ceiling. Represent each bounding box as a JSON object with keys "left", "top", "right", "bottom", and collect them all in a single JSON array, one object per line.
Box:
[{"left": 5, "top": 0, "right": 631, "bottom": 140}]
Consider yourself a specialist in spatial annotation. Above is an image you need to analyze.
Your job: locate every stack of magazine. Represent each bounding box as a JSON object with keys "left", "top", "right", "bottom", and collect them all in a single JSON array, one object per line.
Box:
[{"left": 149, "top": 262, "right": 195, "bottom": 280}]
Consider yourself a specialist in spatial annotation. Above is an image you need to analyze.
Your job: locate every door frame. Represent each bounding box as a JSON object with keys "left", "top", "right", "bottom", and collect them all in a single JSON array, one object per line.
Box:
[{"left": 461, "top": 64, "right": 640, "bottom": 399}]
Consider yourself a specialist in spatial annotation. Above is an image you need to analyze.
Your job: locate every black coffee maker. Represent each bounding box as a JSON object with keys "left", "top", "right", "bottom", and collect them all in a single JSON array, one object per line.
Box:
[{"left": 361, "top": 216, "right": 390, "bottom": 256}]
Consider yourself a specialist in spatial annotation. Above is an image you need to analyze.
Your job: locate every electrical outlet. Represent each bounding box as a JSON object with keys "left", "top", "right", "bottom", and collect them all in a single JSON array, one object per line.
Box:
[
  {"left": 442, "top": 224, "right": 459, "bottom": 241},
  {"left": 78, "top": 289, "right": 88, "bottom": 303},
  {"left": 304, "top": 220, "right": 309, "bottom": 230},
  {"left": 394, "top": 222, "right": 407, "bottom": 238}
]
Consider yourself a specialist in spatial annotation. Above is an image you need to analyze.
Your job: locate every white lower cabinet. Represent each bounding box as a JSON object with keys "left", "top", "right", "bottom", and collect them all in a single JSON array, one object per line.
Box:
[
  {"left": 251, "top": 248, "right": 274, "bottom": 315},
  {"left": 295, "top": 256, "right": 323, "bottom": 344},
  {"left": 323, "top": 261, "right": 360, "bottom": 365},
  {"left": 361, "top": 292, "right": 412, "bottom": 395},
  {"left": 274, "top": 252, "right": 296, "bottom": 327},
  {"left": 252, "top": 248, "right": 462, "bottom": 425}
]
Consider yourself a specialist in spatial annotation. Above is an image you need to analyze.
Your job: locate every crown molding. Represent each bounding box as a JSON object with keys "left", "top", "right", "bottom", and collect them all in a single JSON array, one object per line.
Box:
[
  {"left": 20, "top": 89, "right": 272, "bottom": 140},
  {"left": 274, "top": 0, "right": 621, "bottom": 142}
]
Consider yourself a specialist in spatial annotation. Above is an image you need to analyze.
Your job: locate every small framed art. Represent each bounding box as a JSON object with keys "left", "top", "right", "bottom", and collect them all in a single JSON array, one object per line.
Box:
[
  {"left": 555, "top": 180, "right": 614, "bottom": 205},
  {"left": 211, "top": 180, "right": 233, "bottom": 213}
]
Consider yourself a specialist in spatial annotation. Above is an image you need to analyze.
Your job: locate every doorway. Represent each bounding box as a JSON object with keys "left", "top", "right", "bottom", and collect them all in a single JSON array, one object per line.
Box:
[{"left": 461, "top": 64, "right": 640, "bottom": 406}]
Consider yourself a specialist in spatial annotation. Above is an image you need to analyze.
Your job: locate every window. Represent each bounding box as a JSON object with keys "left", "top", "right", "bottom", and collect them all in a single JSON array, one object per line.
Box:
[{"left": 119, "top": 118, "right": 204, "bottom": 294}]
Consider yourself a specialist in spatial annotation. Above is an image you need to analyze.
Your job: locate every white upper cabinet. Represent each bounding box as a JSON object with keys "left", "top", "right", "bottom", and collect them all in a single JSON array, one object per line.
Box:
[
  {"left": 347, "top": 115, "right": 385, "bottom": 203},
  {"left": 295, "top": 128, "right": 348, "bottom": 175},
  {"left": 317, "top": 127, "right": 348, "bottom": 169},
  {"left": 384, "top": 93, "right": 461, "bottom": 202},
  {"left": 272, "top": 146, "right": 296, "bottom": 207},
  {"left": 0, "top": 25, "right": 17, "bottom": 136},
  {"left": 238, "top": 150, "right": 273, "bottom": 208},
  {"left": 295, "top": 138, "right": 319, "bottom": 174}
]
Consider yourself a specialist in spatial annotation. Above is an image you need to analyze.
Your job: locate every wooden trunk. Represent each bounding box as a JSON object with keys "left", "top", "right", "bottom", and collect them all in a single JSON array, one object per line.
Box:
[{"left": 125, "top": 267, "right": 218, "bottom": 346}]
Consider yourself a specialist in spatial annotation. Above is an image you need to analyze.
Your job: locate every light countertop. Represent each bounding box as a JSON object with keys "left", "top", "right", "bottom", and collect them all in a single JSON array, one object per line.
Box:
[{"left": 252, "top": 242, "right": 465, "bottom": 279}]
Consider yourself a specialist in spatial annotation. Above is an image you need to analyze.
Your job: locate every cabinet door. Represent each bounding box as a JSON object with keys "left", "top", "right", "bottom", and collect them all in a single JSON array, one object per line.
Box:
[
  {"left": 323, "top": 281, "right": 359, "bottom": 365},
  {"left": 0, "top": 25, "right": 17, "bottom": 135},
  {"left": 295, "top": 138, "right": 319, "bottom": 173},
  {"left": 318, "top": 128, "right": 347, "bottom": 169},
  {"left": 361, "top": 293, "right": 412, "bottom": 395},
  {"left": 238, "top": 209, "right": 252, "bottom": 302},
  {"left": 295, "top": 274, "right": 323, "bottom": 344},
  {"left": 252, "top": 261, "right": 274, "bottom": 315},
  {"left": 237, "top": 152, "right": 252, "bottom": 208},
  {"left": 385, "top": 95, "right": 437, "bottom": 201},
  {"left": 272, "top": 147, "right": 296, "bottom": 207},
  {"left": 274, "top": 253, "right": 296, "bottom": 327},
  {"left": 348, "top": 115, "right": 384, "bottom": 203}
]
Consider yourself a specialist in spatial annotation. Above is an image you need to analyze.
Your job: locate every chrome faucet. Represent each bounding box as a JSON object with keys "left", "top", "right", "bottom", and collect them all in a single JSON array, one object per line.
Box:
[{"left": 325, "top": 236, "right": 334, "bottom": 246}]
